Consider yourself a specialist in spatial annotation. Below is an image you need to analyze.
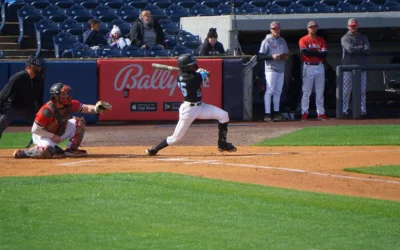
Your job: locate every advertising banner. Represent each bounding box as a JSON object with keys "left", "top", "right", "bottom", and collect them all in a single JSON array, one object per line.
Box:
[{"left": 98, "top": 59, "right": 222, "bottom": 121}]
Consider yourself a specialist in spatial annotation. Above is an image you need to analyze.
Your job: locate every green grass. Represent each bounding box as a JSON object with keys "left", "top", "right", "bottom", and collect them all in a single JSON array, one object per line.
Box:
[
  {"left": 255, "top": 125, "right": 400, "bottom": 146},
  {"left": 0, "top": 132, "right": 67, "bottom": 149},
  {"left": 0, "top": 173, "right": 399, "bottom": 250},
  {"left": 344, "top": 165, "right": 400, "bottom": 178}
]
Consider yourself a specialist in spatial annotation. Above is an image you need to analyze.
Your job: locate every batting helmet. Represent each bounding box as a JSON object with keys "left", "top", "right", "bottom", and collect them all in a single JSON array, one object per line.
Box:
[
  {"left": 177, "top": 53, "right": 197, "bottom": 70},
  {"left": 50, "top": 83, "right": 72, "bottom": 105}
]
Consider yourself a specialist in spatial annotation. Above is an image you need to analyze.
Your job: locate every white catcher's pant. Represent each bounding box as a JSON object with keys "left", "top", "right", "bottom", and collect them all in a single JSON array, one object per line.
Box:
[
  {"left": 264, "top": 71, "right": 285, "bottom": 114},
  {"left": 166, "top": 102, "right": 229, "bottom": 145},
  {"left": 301, "top": 63, "right": 325, "bottom": 115},
  {"left": 342, "top": 71, "right": 367, "bottom": 114},
  {"left": 32, "top": 118, "right": 81, "bottom": 148}
]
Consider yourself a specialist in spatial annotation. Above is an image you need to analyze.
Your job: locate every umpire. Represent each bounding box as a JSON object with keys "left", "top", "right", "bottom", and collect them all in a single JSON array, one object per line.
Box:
[{"left": 0, "top": 55, "right": 45, "bottom": 139}]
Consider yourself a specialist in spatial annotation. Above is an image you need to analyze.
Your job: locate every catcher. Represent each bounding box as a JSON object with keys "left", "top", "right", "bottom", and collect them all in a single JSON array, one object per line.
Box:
[{"left": 13, "top": 82, "right": 112, "bottom": 159}]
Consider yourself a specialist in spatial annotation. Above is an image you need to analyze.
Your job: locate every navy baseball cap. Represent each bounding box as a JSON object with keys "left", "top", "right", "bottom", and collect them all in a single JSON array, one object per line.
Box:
[{"left": 26, "top": 55, "right": 45, "bottom": 67}]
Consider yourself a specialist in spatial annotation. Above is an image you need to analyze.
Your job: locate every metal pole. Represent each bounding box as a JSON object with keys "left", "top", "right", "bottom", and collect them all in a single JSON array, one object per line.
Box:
[
  {"left": 336, "top": 66, "right": 343, "bottom": 119},
  {"left": 352, "top": 70, "right": 362, "bottom": 119}
]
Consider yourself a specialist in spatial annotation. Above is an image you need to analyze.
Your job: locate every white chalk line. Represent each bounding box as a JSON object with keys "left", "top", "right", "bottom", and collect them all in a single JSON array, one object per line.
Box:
[{"left": 57, "top": 160, "right": 100, "bottom": 166}]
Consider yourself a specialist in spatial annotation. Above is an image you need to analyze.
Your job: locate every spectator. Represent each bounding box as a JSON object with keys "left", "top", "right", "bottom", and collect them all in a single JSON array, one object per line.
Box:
[
  {"left": 129, "top": 10, "right": 165, "bottom": 49},
  {"left": 298, "top": 20, "right": 328, "bottom": 121},
  {"left": 83, "top": 19, "right": 107, "bottom": 49},
  {"left": 107, "top": 25, "right": 131, "bottom": 49},
  {"left": 257, "top": 21, "right": 289, "bottom": 122},
  {"left": 198, "top": 28, "right": 225, "bottom": 56},
  {"left": 341, "top": 18, "right": 371, "bottom": 118}
]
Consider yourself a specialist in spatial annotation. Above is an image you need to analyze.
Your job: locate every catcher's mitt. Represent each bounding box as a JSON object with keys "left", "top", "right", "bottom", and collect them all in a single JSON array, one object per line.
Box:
[{"left": 95, "top": 101, "right": 112, "bottom": 113}]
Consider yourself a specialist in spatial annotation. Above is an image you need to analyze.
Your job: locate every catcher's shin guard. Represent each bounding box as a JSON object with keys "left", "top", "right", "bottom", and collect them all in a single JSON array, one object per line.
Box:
[
  {"left": 14, "top": 146, "right": 56, "bottom": 159},
  {"left": 68, "top": 117, "right": 86, "bottom": 150},
  {"left": 217, "top": 123, "right": 237, "bottom": 152}
]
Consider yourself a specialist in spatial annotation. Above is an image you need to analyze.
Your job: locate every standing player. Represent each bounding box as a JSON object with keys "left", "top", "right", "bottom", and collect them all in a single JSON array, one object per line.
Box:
[
  {"left": 258, "top": 21, "right": 289, "bottom": 122},
  {"left": 341, "top": 18, "right": 370, "bottom": 118},
  {"left": 0, "top": 55, "right": 45, "bottom": 140},
  {"left": 299, "top": 21, "right": 328, "bottom": 121},
  {"left": 13, "top": 82, "right": 112, "bottom": 159},
  {"left": 145, "top": 53, "right": 237, "bottom": 156}
]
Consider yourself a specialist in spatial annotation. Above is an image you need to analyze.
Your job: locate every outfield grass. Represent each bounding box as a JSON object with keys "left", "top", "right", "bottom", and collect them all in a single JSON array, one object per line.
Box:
[
  {"left": 344, "top": 165, "right": 400, "bottom": 178},
  {"left": 0, "top": 173, "right": 399, "bottom": 250},
  {"left": 255, "top": 125, "right": 400, "bottom": 146},
  {"left": 0, "top": 132, "right": 67, "bottom": 149}
]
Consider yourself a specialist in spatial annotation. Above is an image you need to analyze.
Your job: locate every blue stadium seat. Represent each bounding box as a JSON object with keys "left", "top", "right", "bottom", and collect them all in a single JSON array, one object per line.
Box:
[
  {"left": 79, "top": 0, "right": 99, "bottom": 9},
  {"left": 215, "top": 4, "right": 233, "bottom": 14},
  {"left": 160, "top": 20, "right": 180, "bottom": 34},
  {"left": 92, "top": 5, "right": 118, "bottom": 22},
  {"left": 0, "top": 0, "right": 5, "bottom": 31},
  {"left": 296, "top": 0, "right": 317, "bottom": 6},
  {"left": 368, "top": 0, "right": 386, "bottom": 5},
  {"left": 239, "top": 3, "right": 263, "bottom": 13},
  {"left": 144, "top": 4, "right": 161, "bottom": 12},
  {"left": 382, "top": 0, "right": 400, "bottom": 11},
  {"left": 97, "top": 21, "right": 111, "bottom": 35},
  {"left": 127, "top": 0, "right": 149, "bottom": 9},
  {"left": 5, "top": 0, "right": 25, "bottom": 22},
  {"left": 264, "top": 3, "right": 287, "bottom": 13},
  {"left": 60, "top": 19, "right": 85, "bottom": 35},
  {"left": 100, "top": 48, "right": 124, "bottom": 57},
  {"left": 53, "top": 31, "right": 80, "bottom": 58},
  {"left": 169, "top": 13, "right": 190, "bottom": 23},
  {"left": 201, "top": 0, "right": 221, "bottom": 8},
  {"left": 66, "top": 5, "right": 93, "bottom": 22},
  {"left": 287, "top": 3, "right": 309, "bottom": 12},
  {"left": 272, "top": 0, "right": 292, "bottom": 7},
  {"left": 228, "top": 0, "right": 245, "bottom": 7},
  {"left": 309, "top": 2, "right": 335, "bottom": 12},
  {"left": 172, "top": 45, "right": 192, "bottom": 56},
  {"left": 49, "top": 0, "right": 75, "bottom": 9},
  {"left": 30, "top": 0, "right": 50, "bottom": 10},
  {"left": 153, "top": 0, "right": 173, "bottom": 8},
  {"left": 123, "top": 46, "right": 147, "bottom": 57},
  {"left": 176, "top": 30, "right": 199, "bottom": 45},
  {"left": 35, "top": 19, "right": 61, "bottom": 55},
  {"left": 181, "top": 40, "right": 201, "bottom": 49},
  {"left": 111, "top": 19, "right": 131, "bottom": 34},
  {"left": 144, "top": 6, "right": 167, "bottom": 16},
  {"left": 320, "top": 0, "right": 340, "bottom": 6},
  {"left": 0, "top": 49, "right": 4, "bottom": 58},
  {"left": 100, "top": 0, "right": 125, "bottom": 9},
  {"left": 336, "top": 2, "right": 358, "bottom": 12},
  {"left": 117, "top": 5, "right": 140, "bottom": 22},
  {"left": 42, "top": 5, "right": 68, "bottom": 22},
  {"left": 191, "top": 4, "right": 215, "bottom": 15},
  {"left": 148, "top": 45, "right": 172, "bottom": 57},
  {"left": 177, "top": 0, "right": 198, "bottom": 8},
  {"left": 17, "top": 6, "right": 43, "bottom": 43},
  {"left": 249, "top": 0, "right": 270, "bottom": 7},
  {"left": 164, "top": 33, "right": 177, "bottom": 49},
  {"left": 358, "top": 1, "right": 382, "bottom": 11},
  {"left": 344, "top": 0, "right": 364, "bottom": 6},
  {"left": 72, "top": 46, "right": 97, "bottom": 58}
]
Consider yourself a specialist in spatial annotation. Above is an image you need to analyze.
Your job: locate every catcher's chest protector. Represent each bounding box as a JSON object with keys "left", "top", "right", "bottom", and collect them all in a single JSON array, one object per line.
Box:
[{"left": 47, "top": 102, "right": 73, "bottom": 136}]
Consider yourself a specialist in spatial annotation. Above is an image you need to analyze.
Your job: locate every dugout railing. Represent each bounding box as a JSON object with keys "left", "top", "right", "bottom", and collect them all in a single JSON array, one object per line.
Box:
[{"left": 336, "top": 64, "right": 400, "bottom": 119}]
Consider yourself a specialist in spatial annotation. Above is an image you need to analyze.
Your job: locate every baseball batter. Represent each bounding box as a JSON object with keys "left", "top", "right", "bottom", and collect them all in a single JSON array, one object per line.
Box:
[
  {"left": 145, "top": 53, "right": 237, "bottom": 156},
  {"left": 341, "top": 18, "right": 370, "bottom": 117},
  {"left": 299, "top": 20, "right": 328, "bottom": 121},
  {"left": 258, "top": 21, "right": 289, "bottom": 122},
  {"left": 13, "top": 82, "right": 112, "bottom": 159}
]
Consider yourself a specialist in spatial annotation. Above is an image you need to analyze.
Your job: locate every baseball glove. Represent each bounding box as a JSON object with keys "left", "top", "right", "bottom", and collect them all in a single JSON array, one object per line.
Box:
[{"left": 95, "top": 101, "right": 112, "bottom": 113}]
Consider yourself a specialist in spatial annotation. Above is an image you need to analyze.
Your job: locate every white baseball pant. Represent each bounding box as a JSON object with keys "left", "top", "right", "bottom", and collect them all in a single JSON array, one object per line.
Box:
[
  {"left": 167, "top": 102, "right": 229, "bottom": 145},
  {"left": 32, "top": 118, "right": 81, "bottom": 148},
  {"left": 301, "top": 63, "right": 325, "bottom": 115},
  {"left": 264, "top": 71, "right": 285, "bottom": 114},
  {"left": 342, "top": 71, "right": 367, "bottom": 114}
]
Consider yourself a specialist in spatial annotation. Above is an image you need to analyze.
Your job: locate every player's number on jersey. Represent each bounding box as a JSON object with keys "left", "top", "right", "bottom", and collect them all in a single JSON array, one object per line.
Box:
[{"left": 177, "top": 81, "right": 187, "bottom": 97}]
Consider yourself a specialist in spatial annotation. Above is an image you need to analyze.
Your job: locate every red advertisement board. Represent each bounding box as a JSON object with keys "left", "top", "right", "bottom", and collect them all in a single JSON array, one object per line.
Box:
[{"left": 97, "top": 59, "right": 223, "bottom": 121}]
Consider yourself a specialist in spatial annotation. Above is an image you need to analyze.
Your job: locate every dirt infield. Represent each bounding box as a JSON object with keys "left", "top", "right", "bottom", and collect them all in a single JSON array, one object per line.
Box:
[{"left": 2, "top": 119, "right": 400, "bottom": 201}]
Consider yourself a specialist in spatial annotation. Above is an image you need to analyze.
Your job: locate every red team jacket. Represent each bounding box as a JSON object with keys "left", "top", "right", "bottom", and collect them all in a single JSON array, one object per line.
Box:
[{"left": 299, "top": 35, "right": 327, "bottom": 63}]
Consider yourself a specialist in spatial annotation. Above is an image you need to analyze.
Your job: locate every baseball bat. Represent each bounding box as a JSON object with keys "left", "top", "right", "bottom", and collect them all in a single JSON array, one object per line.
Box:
[{"left": 152, "top": 63, "right": 180, "bottom": 71}]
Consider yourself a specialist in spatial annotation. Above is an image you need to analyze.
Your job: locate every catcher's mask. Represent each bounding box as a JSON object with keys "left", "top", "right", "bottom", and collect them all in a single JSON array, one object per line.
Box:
[
  {"left": 177, "top": 53, "right": 198, "bottom": 71},
  {"left": 50, "top": 83, "right": 72, "bottom": 105},
  {"left": 26, "top": 55, "right": 45, "bottom": 77}
]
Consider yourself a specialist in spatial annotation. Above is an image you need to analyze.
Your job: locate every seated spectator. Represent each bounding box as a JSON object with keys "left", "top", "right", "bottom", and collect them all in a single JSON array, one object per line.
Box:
[
  {"left": 108, "top": 25, "right": 131, "bottom": 49},
  {"left": 198, "top": 28, "right": 225, "bottom": 56},
  {"left": 128, "top": 10, "right": 165, "bottom": 49},
  {"left": 83, "top": 19, "right": 107, "bottom": 50}
]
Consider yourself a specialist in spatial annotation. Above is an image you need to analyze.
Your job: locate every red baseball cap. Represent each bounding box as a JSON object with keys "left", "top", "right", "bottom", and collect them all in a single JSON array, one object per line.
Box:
[
  {"left": 348, "top": 18, "right": 359, "bottom": 27},
  {"left": 270, "top": 21, "right": 280, "bottom": 29},
  {"left": 307, "top": 21, "right": 318, "bottom": 28}
]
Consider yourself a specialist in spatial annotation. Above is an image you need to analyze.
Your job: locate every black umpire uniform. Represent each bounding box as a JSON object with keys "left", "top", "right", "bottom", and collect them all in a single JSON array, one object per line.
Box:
[{"left": 0, "top": 55, "right": 45, "bottom": 139}]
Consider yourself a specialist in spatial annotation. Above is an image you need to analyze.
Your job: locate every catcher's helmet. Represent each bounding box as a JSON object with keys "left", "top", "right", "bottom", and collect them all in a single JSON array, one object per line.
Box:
[
  {"left": 25, "top": 55, "right": 45, "bottom": 67},
  {"left": 177, "top": 53, "right": 197, "bottom": 69},
  {"left": 50, "top": 82, "right": 72, "bottom": 105}
]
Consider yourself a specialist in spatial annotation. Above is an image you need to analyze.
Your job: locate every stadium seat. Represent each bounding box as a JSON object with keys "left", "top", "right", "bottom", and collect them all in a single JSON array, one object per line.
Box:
[
  {"left": 176, "top": 30, "right": 199, "bottom": 45},
  {"left": 215, "top": 4, "right": 233, "bottom": 14},
  {"left": 228, "top": 0, "right": 245, "bottom": 8},
  {"left": 191, "top": 4, "right": 215, "bottom": 16},
  {"left": 148, "top": 45, "right": 172, "bottom": 57},
  {"left": 167, "top": 4, "right": 190, "bottom": 15},
  {"left": 201, "top": 0, "right": 221, "bottom": 8},
  {"left": 320, "top": 0, "right": 340, "bottom": 6},
  {"left": 0, "top": 49, "right": 4, "bottom": 58},
  {"left": 171, "top": 45, "right": 192, "bottom": 56},
  {"left": 5, "top": 0, "right": 25, "bottom": 22},
  {"left": 17, "top": 6, "right": 43, "bottom": 43},
  {"left": 272, "top": 0, "right": 292, "bottom": 7},
  {"left": 367, "top": 0, "right": 386, "bottom": 5},
  {"left": 153, "top": 0, "right": 173, "bottom": 9},
  {"left": 181, "top": 40, "right": 201, "bottom": 49},
  {"left": 111, "top": 19, "right": 131, "bottom": 34},
  {"left": 42, "top": 5, "right": 68, "bottom": 22},
  {"left": 117, "top": 5, "right": 140, "bottom": 22},
  {"left": 53, "top": 31, "right": 81, "bottom": 58},
  {"left": 249, "top": 0, "right": 270, "bottom": 7},
  {"left": 97, "top": 21, "right": 111, "bottom": 35},
  {"left": 0, "top": 0, "right": 5, "bottom": 31},
  {"left": 309, "top": 2, "right": 335, "bottom": 12},
  {"left": 99, "top": 48, "right": 123, "bottom": 57},
  {"left": 66, "top": 5, "right": 93, "bottom": 22},
  {"left": 177, "top": 0, "right": 198, "bottom": 8},
  {"left": 239, "top": 3, "right": 263, "bottom": 13},
  {"left": 60, "top": 19, "right": 85, "bottom": 36},
  {"left": 72, "top": 46, "right": 97, "bottom": 58},
  {"left": 126, "top": 0, "right": 148, "bottom": 9},
  {"left": 123, "top": 46, "right": 147, "bottom": 57},
  {"left": 164, "top": 33, "right": 177, "bottom": 49},
  {"left": 296, "top": 0, "right": 317, "bottom": 6},
  {"left": 358, "top": 1, "right": 382, "bottom": 11},
  {"left": 160, "top": 22, "right": 180, "bottom": 35},
  {"left": 336, "top": 2, "right": 358, "bottom": 12},
  {"left": 144, "top": 6, "right": 167, "bottom": 16},
  {"left": 100, "top": 0, "right": 125, "bottom": 9},
  {"left": 30, "top": 0, "right": 50, "bottom": 10},
  {"left": 35, "top": 19, "right": 61, "bottom": 55},
  {"left": 382, "top": 0, "right": 400, "bottom": 11},
  {"left": 264, "top": 3, "right": 287, "bottom": 13},
  {"left": 92, "top": 5, "right": 118, "bottom": 22},
  {"left": 344, "top": 0, "right": 364, "bottom": 6},
  {"left": 79, "top": 0, "right": 99, "bottom": 9},
  {"left": 287, "top": 3, "right": 309, "bottom": 13},
  {"left": 49, "top": 0, "right": 75, "bottom": 9}
]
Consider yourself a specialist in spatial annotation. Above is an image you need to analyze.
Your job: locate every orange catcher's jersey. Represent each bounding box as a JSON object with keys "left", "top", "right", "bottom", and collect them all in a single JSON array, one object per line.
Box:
[
  {"left": 35, "top": 100, "right": 83, "bottom": 136},
  {"left": 299, "top": 35, "right": 327, "bottom": 63}
]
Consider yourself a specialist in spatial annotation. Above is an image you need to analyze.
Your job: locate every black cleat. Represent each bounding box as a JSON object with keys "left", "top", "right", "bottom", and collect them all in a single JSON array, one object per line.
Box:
[
  {"left": 273, "top": 112, "right": 284, "bottom": 122},
  {"left": 218, "top": 142, "right": 237, "bottom": 153},
  {"left": 145, "top": 148, "right": 157, "bottom": 156},
  {"left": 264, "top": 114, "right": 272, "bottom": 122}
]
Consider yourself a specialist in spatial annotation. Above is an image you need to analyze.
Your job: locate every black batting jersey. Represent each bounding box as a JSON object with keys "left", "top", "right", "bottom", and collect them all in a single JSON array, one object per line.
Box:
[{"left": 177, "top": 71, "right": 203, "bottom": 103}]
